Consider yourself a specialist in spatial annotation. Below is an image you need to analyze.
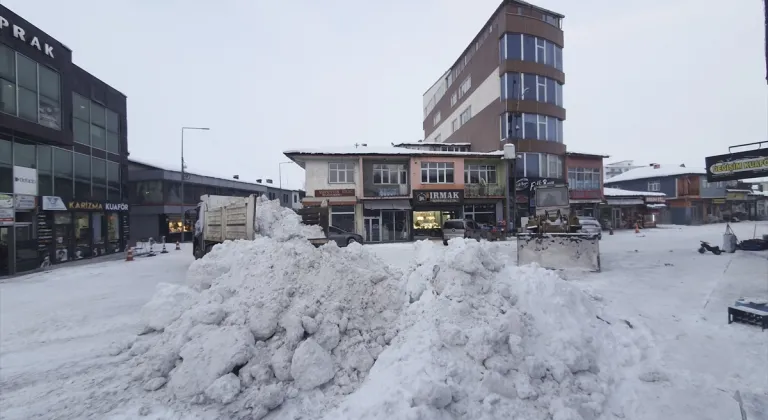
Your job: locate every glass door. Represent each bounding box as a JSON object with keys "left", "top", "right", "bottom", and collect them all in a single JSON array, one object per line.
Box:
[
  {"left": 0, "top": 226, "right": 10, "bottom": 276},
  {"left": 91, "top": 213, "right": 105, "bottom": 257},
  {"left": 106, "top": 212, "right": 120, "bottom": 254},
  {"left": 73, "top": 212, "right": 91, "bottom": 260},
  {"left": 364, "top": 217, "right": 380, "bottom": 242}
]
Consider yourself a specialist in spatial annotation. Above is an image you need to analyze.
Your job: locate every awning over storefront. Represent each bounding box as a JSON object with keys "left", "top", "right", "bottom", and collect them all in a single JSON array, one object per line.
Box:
[
  {"left": 569, "top": 199, "right": 601, "bottom": 204},
  {"left": 606, "top": 198, "right": 643, "bottom": 206},
  {"left": 647, "top": 204, "right": 667, "bottom": 209},
  {"left": 363, "top": 200, "right": 411, "bottom": 210}
]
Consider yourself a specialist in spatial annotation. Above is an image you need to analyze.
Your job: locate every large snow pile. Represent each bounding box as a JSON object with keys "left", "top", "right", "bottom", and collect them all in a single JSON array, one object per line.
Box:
[
  {"left": 127, "top": 200, "right": 642, "bottom": 419},
  {"left": 253, "top": 196, "right": 325, "bottom": 240},
  {"left": 325, "top": 239, "right": 643, "bottom": 420}
]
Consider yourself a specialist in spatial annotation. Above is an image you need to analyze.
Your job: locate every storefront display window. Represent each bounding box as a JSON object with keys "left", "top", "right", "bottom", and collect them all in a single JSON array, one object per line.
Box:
[
  {"left": 330, "top": 206, "right": 355, "bottom": 233},
  {"left": 413, "top": 210, "right": 460, "bottom": 238},
  {"left": 92, "top": 213, "right": 105, "bottom": 257},
  {"left": 464, "top": 204, "right": 497, "bottom": 225},
  {"left": 54, "top": 212, "right": 71, "bottom": 263},
  {"left": 107, "top": 213, "right": 119, "bottom": 253},
  {"left": 74, "top": 213, "right": 91, "bottom": 259}
]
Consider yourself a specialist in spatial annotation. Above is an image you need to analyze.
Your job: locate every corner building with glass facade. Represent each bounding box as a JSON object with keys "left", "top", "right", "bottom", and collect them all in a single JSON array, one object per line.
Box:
[
  {"left": 421, "top": 0, "right": 565, "bottom": 226},
  {"left": 0, "top": 5, "right": 129, "bottom": 275}
]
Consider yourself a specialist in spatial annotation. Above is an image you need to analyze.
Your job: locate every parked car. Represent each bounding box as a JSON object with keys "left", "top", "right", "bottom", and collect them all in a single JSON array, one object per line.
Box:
[
  {"left": 327, "top": 226, "right": 364, "bottom": 247},
  {"left": 577, "top": 216, "right": 602, "bottom": 240},
  {"left": 442, "top": 219, "right": 486, "bottom": 245}
]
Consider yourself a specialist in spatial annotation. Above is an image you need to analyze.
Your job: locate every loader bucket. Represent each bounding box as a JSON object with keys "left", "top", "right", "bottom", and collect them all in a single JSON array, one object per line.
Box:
[{"left": 516, "top": 233, "right": 601, "bottom": 272}]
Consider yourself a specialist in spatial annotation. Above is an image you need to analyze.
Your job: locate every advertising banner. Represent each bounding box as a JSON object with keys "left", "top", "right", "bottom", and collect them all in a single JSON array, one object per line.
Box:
[{"left": 705, "top": 148, "right": 768, "bottom": 182}]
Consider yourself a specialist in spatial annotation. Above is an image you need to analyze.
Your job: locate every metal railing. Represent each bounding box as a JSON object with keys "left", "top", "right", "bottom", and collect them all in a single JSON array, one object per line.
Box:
[
  {"left": 363, "top": 184, "right": 410, "bottom": 198},
  {"left": 464, "top": 184, "right": 505, "bottom": 198}
]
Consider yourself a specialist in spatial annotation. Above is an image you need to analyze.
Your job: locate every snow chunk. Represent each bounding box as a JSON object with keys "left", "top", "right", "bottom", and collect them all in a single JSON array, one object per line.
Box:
[
  {"left": 291, "top": 338, "right": 335, "bottom": 390},
  {"left": 139, "top": 283, "right": 198, "bottom": 331},
  {"left": 204, "top": 373, "right": 241, "bottom": 404}
]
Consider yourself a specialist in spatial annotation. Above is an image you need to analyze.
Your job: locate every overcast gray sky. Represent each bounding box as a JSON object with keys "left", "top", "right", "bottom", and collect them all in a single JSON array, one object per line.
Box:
[{"left": 4, "top": 0, "right": 767, "bottom": 189}]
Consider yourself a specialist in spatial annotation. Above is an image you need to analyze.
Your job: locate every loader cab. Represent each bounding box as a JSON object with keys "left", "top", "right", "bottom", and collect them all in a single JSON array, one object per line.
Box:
[{"left": 526, "top": 185, "right": 580, "bottom": 234}]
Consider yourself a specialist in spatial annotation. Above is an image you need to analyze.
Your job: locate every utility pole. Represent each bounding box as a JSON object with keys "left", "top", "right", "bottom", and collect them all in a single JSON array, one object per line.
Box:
[{"left": 180, "top": 126, "right": 210, "bottom": 242}]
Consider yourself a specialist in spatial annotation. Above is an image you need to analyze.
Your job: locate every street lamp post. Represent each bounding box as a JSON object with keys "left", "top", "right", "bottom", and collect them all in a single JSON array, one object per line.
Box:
[
  {"left": 180, "top": 126, "right": 210, "bottom": 242},
  {"left": 503, "top": 144, "right": 516, "bottom": 238}
]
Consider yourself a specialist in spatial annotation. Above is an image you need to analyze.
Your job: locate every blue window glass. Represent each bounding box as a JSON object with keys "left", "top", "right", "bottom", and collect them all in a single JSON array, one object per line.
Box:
[
  {"left": 500, "top": 74, "right": 508, "bottom": 99},
  {"left": 522, "top": 35, "right": 536, "bottom": 61},
  {"left": 536, "top": 76, "right": 547, "bottom": 102},
  {"left": 500, "top": 112, "right": 508, "bottom": 140},
  {"left": 523, "top": 74, "right": 536, "bottom": 100},
  {"left": 504, "top": 34, "right": 522, "bottom": 61},
  {"left": 523, "top": 114, "right": 538, "bottom": 140},
  {"left": 556, "top": 83, "right": 563, "bottom": 107},
  {"left": 546, "top": 43, "right": 556, "bottom": 69},
  {"left": 515, "top": 155, "right": 525, "bottom": 177},
  {"left": 526, "top": 153, "right": 540, "bottom": 177},
  {"left": 546, "top": 78, "right": 556, "bottom": 104},
  {"left": 504, "top": 72, "right": 521, "bottom": 99},
  {"left": 555, "top": 47, "right": 563, "bottom": 71},
  {"left": 535, "top": 38, "right": 547, "bottom": 65},
  {"left": 557, "top": 119, "right": 564, "bottom": 143},
  {"left": 547, "top": 117, "right": 557, "bottom": 142},
  {"left": 537, "top": 116, "right": 547, "bottom": 140},
  {"left": 508, "top": 113, "right": 522, "bottom": 138}
]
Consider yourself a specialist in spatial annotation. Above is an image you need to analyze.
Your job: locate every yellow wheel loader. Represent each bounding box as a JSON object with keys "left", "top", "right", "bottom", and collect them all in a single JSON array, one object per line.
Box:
[{"left": 516, "top": 184, "right": 601, "bottom": 272}]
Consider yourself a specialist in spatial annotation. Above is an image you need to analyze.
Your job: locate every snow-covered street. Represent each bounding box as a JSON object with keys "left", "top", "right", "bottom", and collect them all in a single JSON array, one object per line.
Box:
[{"left": 1, "top": 222, "right": 767, "bottom": 419}]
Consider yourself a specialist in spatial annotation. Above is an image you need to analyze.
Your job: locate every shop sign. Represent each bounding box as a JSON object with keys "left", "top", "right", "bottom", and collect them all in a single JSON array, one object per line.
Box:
[
  {"left": 726, "top": 191, "right": 748, "bottom": 201},
  {"left": 413, "top": 189, "right": 463, "bottom": 204},
  {"left": 14, "top": 194, "right": 36, "bottom": 210},
  {"left": 606, "top": 198, "right": 644, "bottom": 206},
  {"left": 515, "top": 177, "right": 556, "bottom": 192},
  {"left": 315, "top": 189, "right": 355, "bottom": 198},
  {"left": 0, "top": 208, "right": 13, "bottom": 226},
  {"left": 0, "top": 193, "right": 12, "bottom": 209},
  {"left": 705, "top": 148, "right": 768, "bottom": 182},
  {"left": 67, "top": 201, "right": 103, "bottom": 211},
  {"left": 13, "top": 166, "right": 38, "bottom": 195},
  {"left": 104, "top": 202, "right": 129, "bottom": 211},
  {"left": 713, "top": 198, "right": 726, "bottom": 204},
  {"left": 0, "top": 16, "right": 55, "bottom": 58},
  {"left": 42, "top": 196, "right": 68, "bottom": 211},
  {"left": 644, "top": 196, "right": 666, "bottom": 203}
]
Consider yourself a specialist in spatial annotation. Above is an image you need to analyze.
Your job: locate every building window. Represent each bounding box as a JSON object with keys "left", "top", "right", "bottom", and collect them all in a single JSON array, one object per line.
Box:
[
  {"left": 464, "top": 164, "right": 497, "bottom": 184},
  {"left": 373, "top": 164, "right": 407, "bottom": 185},
  {"left": 451, "top": 119, "right": 458, "bottom": 133},
  {"left": 73, "top": 93, "right": 120, "bottom": 154},
  {"left": 514, "top": 153, "right": 563, "bottom": 179},
  {"left": 53, "top": 147, "right": 73, "bottom": 198},
  {"left": 421, "top": 162, "right": 454, "bottom": 183},
  {"left": 568, "top": 168, "right": 600, "bottom": 190},
  {"left": 434, "top": 134, "right": 441, "bottom": 143},
  {"left": 329, "top": 162, "right": 354, "bottom": 184},
  {"left": 501, "top": 33, "right": 563, "bottom": 71},
  {"left": 330, "top": 205, "right": 355, "bottom": 233},
  {"left": 502, "top": 72, "right": 563, "bottom": 106},
  {"left": 293, "top": 194, "right": 298, "bottom": 203},
  {"left": 433, "top": 111, "right": 441, "bottom": 126},
  {"left": 459, "top": 106, "right": 472, "bottom": 125},
  {"left": 648, "top": 181, "right": 661, "bottom": 192},
  {"left": 500, "top": 112, "right": 563, "bottom": 143},
  {"left": 0, "top": 45, "right": 61, "bottom": 129},
  {"left": 450, "top": 92, "right": 457, "bottom": 106},
  {"left": 459, "top": 77, "right": 471, "bottom": 98}
]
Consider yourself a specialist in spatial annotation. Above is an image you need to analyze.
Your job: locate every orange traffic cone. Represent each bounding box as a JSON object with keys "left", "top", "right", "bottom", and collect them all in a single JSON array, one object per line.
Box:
[
  {"left": 175, "top": 241, "right": 181, "bottom": 251},
  {"left": 126, "top": 247, "right": 134, "bottom": 261},
  {"left": 634, "top": 222, "right": 640, "bottom": 234}
]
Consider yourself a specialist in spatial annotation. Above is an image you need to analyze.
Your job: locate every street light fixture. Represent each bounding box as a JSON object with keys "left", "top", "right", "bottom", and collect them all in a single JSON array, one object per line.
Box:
[{"left": 180, "top": 126, "right": 210, "bottom": 242}]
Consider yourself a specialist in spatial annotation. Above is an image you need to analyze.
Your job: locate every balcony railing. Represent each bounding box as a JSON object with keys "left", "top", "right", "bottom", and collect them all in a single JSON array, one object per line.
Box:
[
  {"left": 363, "top": 184, "right": 410, "bottom": 198},
  {"left": 464, "top": 184, "right": 505, "bottom": 198}
]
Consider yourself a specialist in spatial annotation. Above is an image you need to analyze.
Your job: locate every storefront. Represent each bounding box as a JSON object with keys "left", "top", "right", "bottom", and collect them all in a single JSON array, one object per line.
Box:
[
  {"left": 643, "top": 196, "right": 667, "bottom": 227},
  {"left": 603, "top": 197, "right": 645, "bottom": 229},
  {"left": 412, "top": 189, "right": 464, "bottom": 239},
  {"left": 38, "top": 197, "right": 130, "bottom": 265},
  {"left": 362, "top": 200, "right": 411, "bottom": 242},
  {"left": 513, "top": 177, "right": 566, "bottom": 228},
  {"left": 463, "top": 202, "right": 501, "bottom": 225}
]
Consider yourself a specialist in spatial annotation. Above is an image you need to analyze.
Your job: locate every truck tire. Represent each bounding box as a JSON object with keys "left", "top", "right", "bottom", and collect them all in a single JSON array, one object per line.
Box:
[{"left": 193, "top": 245, "right": 203, "bottom": 260}]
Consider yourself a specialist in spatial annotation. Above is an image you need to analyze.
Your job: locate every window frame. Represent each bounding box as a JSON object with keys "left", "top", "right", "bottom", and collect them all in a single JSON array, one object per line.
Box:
[
  {"left": 328, "top": 162, "right": 355, "bottom": 184},
  {"left": 647, "top": 181, "right": 661, "bottom": 192},
  {"left": 433, "top": 111, "right": 441, "bottom": 126},
  {"left": 459, "top": 106, "right": 472, "bottom": 125},
  {"left": 464, "top": 164, "right": 498, "bottom": 184},
  {"left": 372, "top": 164, "right": 407, "bottom": 185},
  {"left": 420, "top": 162, "right": 455, "bottom": 184}
]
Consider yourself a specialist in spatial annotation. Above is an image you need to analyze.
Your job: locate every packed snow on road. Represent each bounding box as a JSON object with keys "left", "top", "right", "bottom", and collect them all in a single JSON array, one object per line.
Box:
[{"left": 1, "top": 200, "right": 766, "bottom": 420}]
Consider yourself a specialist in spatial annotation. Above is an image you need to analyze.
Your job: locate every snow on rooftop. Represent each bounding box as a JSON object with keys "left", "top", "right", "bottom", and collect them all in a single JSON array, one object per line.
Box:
[
  {"left": 565, "top": 150, "right": 610, "bottom": 158},
  {"left": 129, "top": 157, "right": 274, "bottom": 188},
  {"left": 394, "top": 142, "right": 472, "bottom": 146},
  {"left": 604, "top": 187, "right": 666, "bottom": 197},
  {"left": 604, "top": 164, "right": 706, "bottom": 184},
  {"left": 283, "top": 146, "right": 502, "bottom": 157}
]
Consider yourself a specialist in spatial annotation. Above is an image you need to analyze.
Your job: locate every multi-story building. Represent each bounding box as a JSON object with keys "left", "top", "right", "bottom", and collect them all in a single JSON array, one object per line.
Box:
[
  {"left": 127, "top": 158, "right": 301, "bottom": 243},
  {"left": 605, "top": 160, "right": 644, "bottom": 179},
  {"left": 565, "top": 151, "right": 608, "bottom": 217},
  {"left": 422, "top": 2, "right": 565, "bottom": 153},
  {"left": 421, "top": 1, "right": 565, "bottom": 226},
  {"left": 283, "top": 146, "right": 506, "bottom": 243},
  {"left": 0, "top": 6, "right": 130, "bottom": 275},
  {"left": 604, "top": 164, "right": 707, "bottom": 225}
]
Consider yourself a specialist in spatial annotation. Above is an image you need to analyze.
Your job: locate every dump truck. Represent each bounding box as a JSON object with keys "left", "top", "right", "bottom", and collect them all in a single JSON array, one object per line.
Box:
[
  {"left": 192, "top": 194, "right": 329, "bottom": 259},
  {"left": 516, "top": 184, "right": 601, "bottom": 272}
]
